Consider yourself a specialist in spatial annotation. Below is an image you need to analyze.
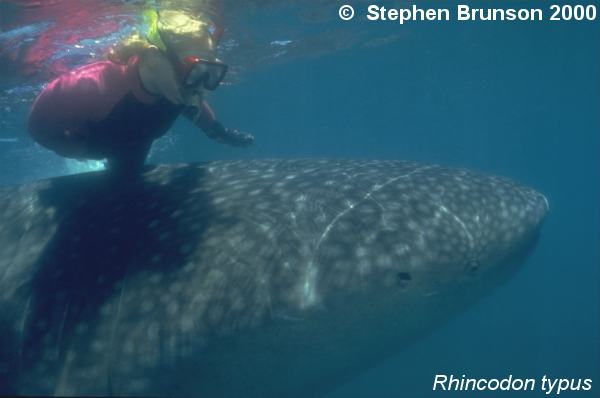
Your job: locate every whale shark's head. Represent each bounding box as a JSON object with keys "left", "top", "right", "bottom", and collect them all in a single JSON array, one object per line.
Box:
[
  {"left": 450, "top": 174, "right": 549, "bottom": 288},
  {"left": 310, "top": 165, "right": 548, "bottom": 328}
]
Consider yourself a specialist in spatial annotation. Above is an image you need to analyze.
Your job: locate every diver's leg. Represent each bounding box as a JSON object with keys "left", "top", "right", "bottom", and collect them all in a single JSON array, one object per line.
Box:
[
  {"left": 34, "top": 127, "right": 94, "bottom": 159},
  {"left": 106, "top": 140, "right": 153, "bottom": 175}
]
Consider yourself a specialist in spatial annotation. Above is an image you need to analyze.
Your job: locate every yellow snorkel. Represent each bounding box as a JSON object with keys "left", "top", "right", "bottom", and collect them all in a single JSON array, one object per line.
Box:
[{"left": 143, "top": 8, "right": 168, "bottom": 52}]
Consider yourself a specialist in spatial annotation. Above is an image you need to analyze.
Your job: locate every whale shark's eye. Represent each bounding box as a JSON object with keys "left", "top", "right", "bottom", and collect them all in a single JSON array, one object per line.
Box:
[
  {"left": 466, "top": 259, "right": 480, "bottom": 274},
  {"left": 396, "top": 272, "right": 412, "bottom": 288}
]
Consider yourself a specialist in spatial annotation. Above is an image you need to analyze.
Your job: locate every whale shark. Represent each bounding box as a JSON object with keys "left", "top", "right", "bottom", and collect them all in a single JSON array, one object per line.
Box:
[{"left": 0, "top": 159, "right": 548, "bottom": 397}]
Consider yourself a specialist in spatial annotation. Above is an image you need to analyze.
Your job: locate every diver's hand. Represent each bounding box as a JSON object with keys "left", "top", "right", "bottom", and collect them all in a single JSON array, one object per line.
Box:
[
  {"left": 138, "top": 47, "right": 185, "bottom": 105},
  {"left": 206, "top": 121, "right": 254, "bottom": 147},
  {"left": 225, "top": 129, "right": 255, "bottom": 147}
]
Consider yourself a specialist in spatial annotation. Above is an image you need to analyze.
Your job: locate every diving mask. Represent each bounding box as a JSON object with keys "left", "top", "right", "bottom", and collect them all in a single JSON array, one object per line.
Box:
[{"left": 181, "top": 55, "right": 228, "bottom": 91}]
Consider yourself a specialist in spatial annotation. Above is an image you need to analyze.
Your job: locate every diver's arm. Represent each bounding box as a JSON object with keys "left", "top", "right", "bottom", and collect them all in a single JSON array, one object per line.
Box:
[
  {"left": 182, "top": 100, "right": 216, "bottom": 130},
  {"left": 182, "top": 101, "right": 254, "bottom": 147}
]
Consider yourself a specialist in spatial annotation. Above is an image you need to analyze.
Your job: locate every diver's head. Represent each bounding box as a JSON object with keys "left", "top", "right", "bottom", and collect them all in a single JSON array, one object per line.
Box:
[{"left": 155, "top": 10, "right": 227, "bottom": 91}]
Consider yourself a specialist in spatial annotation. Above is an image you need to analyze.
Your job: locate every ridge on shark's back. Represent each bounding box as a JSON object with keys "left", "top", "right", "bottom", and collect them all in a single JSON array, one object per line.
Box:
[{"left": 0, "top": 159, "right": 548, "bottom": 397}]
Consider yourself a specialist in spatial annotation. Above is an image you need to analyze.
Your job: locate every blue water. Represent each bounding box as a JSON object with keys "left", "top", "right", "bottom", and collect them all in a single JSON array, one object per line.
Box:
[
  {"left": 1, "top": 1, "right": 598, "bottom": 396},
  {"left": 213, "top": 13, "right": 600, "bottom": 397}
]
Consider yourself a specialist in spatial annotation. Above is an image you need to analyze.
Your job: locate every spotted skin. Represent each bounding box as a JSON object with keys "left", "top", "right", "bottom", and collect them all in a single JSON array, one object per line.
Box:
[{"left": 0, "top": 159, "right": 548, "bottom": 397}]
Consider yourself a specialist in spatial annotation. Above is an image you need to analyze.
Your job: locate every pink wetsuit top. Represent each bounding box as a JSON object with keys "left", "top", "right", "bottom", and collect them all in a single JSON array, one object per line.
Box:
[{"left": 28, "top": 55, "right": 215, "bottom": 160}]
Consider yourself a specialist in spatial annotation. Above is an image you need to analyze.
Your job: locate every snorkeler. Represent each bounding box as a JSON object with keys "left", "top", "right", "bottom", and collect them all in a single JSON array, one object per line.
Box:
[{"left": 27, "top": 9, "right": 253, "bottom": 173}]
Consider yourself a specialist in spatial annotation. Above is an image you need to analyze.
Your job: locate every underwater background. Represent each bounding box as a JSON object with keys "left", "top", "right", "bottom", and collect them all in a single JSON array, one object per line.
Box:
[{"left": 0, "top": 1, "right": 598, "bottom": 397}]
